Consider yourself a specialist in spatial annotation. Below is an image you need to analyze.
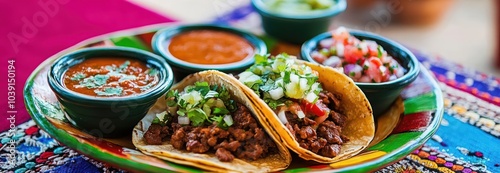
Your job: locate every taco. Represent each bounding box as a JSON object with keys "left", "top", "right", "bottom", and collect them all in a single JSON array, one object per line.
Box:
[
  {"left": 132, "top": 70, "right": 291, "bottom": 172},
  {"left": 237, "top": 53, "right": 375, "bottom": 163}
]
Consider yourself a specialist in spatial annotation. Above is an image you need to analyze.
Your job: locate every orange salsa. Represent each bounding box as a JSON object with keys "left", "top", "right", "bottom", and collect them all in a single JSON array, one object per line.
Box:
[
  {"left": 168, "top": 30, "right": 254, "bottom": 65},
  {"left": 63, "top": 57, "right": 159, "bottom": 97}
]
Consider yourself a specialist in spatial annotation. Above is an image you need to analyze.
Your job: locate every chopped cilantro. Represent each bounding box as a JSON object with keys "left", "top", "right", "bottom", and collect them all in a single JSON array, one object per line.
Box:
[
  {"left": 349, "top": 71, "right": 355, "bottom": 77},
  {"left": 80, "top": 75, "right": 109, "bottom": 88},
  {"left": 187, "top": 108, "right": 207, "bottom": 126},
  {"left": 94, "top": 87, "right": 123, "bottom": 96},
  {"left": 210, "top": 115, "right": 229, "bottom": 129},
  {"left": 212, "top": 107, "right": 229, "bottom": 115},
  {"left": 255, "top": 54, "right": 270, "bottom": 65},
  {"left": 177, "top": 110, "right": 186, "bottom": 116},
  {"left": 283, "top": 71, "right": 291, "bottom": 83},
  {"left": 118, "top": 75, "right": 137, "bottom": 82},
  {"left": 165, "top": 82, "right": 240, "bottom": 127},
  {"left": 363, "top": 64, "right": 369, "bottom": 70},
  {"left": 329, "top": 47, "right": 337, "bottom": 55},
  {"left": 152, "top": 111, "right": 170, "bottom": 126},
  {"left": 388, "top": 66, "right": 395, "bottom": 73},
  {"left": 204, "top": 90, "right": 219, "bottom": 99},
  {"left": 71, "top": 73, "right": 86, "bottom": 81},
  {"left": 225, "top": 100, "right": 237, "bottom": 112},
  {"left": 319, "top": 49, "right": 329, "bottom": 56},
  {"left": 377, "top": 45, "right": 383, "bottom": 58},
  {"left": 238, "top": 53, "right": 325, "bottom": 111},
  {"left": 118, "top": 60, "right": 130, "bottom": 72}
]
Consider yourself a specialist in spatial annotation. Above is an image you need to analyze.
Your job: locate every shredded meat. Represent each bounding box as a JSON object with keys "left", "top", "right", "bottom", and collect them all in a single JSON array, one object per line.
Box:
[
  {"left": 283, "top": 90, "right": 348, "bottom": 158},
  {"left": 320, "top": 144, "right": 341, "bottom": 158},
  {"left": 317, "top": 121, "right": 343, "bottom": 144},
  {"left": 144, "top": 124, "right": 163, "bottom": 145},
  {"left": 216, "top": 148, "right": 235, "bottom": 162},
  {"left": 144, "top": 103, "right": 277, "bottom": 162}
]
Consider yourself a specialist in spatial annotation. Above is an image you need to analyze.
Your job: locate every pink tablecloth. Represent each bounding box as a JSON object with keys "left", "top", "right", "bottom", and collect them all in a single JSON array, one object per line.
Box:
[{"left": 0, "top": 0, "right": 176, "bottom": 132}]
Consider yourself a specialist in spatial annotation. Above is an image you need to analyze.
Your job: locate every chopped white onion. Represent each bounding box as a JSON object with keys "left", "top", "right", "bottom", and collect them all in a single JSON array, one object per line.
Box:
[
  {"left": 275, "top": 78, "right": 284, "bottom": 87},
  {"left": 319, "top": 38, "right": 334, "bottom": 48},
  {"left": 335, "top": 43, "right": 344, "bottom": 57},
  {"left": 223, "top": 115, "right": 233, "bottom": 126},
  {"left": 180, "top": 91, "right": 203, "bottom": 106},
  {"left": 290, "top": 73, "right": 299, "bottom": 83},
  {"left": 389, "top": 75, "right": 397, "bottom": 81},
  {"left": 359, "top": 41, "right": 369, "bottom": 55},
  {"left": 299, "top": 78, "right": 309, "bottom": 91},
  {"left": 238, "top": 71, "right": 253, "bottom": 81},
  {"left": 278, "top": 110, "right": 288, "bottom": 124},
  {"left": 323, "top": 56, "right": 341, "bottom": 67},
  {"left": 178, "top": 116, "right": 190, "bottom": 125},
  {"left": 379, "top": 66, "right": 387, "bottom": 75},
  {"left": 269, "top": 87, "right": 284, "bottom": 100},
  {"left": 396, "top": 65, "right": 405, "bottom": 77},
  {"left": 382, "top": 56, "right": 393, "bottom": 64},
  {"left": 305, "top": 92, "right": 318, "bottom": 103},
  {"left": 310, "top": 83, "right": 320, "bottom": 92},
  {"left": 285, "top": 83, "right": 301, "bottom": 99},
  {"left": 244, "top": 74, "right": 261, "bottom": 84},
  {"left": 297, "top": 110, "right": 306, "bottom": 119}
]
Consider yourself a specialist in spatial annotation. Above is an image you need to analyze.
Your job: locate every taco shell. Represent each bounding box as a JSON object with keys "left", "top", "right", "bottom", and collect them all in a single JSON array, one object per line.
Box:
[
  {"left": 132, "top": 70, "right": 292, "bottom": 172},
  {"left": 238, "top": 59, "right": 375, "bottom": 163}
]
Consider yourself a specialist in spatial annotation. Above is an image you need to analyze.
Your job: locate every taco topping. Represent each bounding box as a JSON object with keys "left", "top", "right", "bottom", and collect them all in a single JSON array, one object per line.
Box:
[
  {"left": 143, "top": 82, "right": 277, "bottom": 162},
  {"left": 238, "top": 54, "right": 348, "bottom": 157},
  {"left": 310, "top": 27, "right": 406, "bottom": 83}
]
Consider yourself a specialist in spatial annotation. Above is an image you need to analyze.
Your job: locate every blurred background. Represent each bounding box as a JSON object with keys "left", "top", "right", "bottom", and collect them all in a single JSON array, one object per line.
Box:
[{"left": 130, "top": 0, "right": 499, "bottom": 76}]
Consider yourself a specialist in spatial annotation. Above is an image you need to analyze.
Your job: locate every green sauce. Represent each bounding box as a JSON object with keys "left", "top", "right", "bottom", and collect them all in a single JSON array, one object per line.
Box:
[{"left": 263, "top": 0, "right": 335, "bottom": 14}]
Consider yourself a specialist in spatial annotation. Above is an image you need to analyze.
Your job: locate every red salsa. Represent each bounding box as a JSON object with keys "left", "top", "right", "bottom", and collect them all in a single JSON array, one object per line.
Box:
[
  {"left": 168, "top": 30, "right": 254, "bottom": 65},
  {"left": 310, "top": 27, "right": 406, "bottom": 83},
  {"left": 63, "top": 57, "right": 158, "bottom": 97}
]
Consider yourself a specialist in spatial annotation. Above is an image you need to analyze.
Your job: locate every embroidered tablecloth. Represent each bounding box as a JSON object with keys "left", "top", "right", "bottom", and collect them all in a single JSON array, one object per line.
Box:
[{"left": 2, "top": 2, "right": 500, "bottom": 173}]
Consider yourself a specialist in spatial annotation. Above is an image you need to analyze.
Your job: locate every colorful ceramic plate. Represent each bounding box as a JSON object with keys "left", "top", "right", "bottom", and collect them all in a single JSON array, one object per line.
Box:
[{"left": 24, "top": 24, "right": 443, "bottom": 173}]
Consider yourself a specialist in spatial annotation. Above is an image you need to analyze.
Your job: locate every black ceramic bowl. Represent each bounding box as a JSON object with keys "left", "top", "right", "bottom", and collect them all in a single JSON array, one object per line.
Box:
[
  {"left": 47, "top": 47, "right": 174, "bottom": 137},
  {"left": 151, "top": 24, "right": 267, "bottom": 81},
  {"left": 251, "top": 0, "right": 347, "bottom": 44},
  {"left": 301, "top": 30, "right": 420, "bottom": 116}
]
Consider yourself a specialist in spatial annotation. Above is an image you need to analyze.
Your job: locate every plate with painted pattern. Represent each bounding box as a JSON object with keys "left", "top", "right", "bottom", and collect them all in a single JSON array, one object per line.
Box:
[{"left": 24, "top": 24, "right": 443, "bottom": 173}]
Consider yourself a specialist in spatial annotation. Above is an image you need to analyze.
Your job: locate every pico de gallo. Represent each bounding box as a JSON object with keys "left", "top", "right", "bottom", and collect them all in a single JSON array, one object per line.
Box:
[
  {"left": 310, "top": 27, "right": 406, "bottom": 83},
  {"left": 238, "top": 54, "right": 348, "bottom": 157}
]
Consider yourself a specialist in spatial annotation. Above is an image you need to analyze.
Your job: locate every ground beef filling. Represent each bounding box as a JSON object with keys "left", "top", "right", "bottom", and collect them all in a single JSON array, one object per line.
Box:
[
  {"left": 144, "top": 103, "right": 277, "bottom": 162},
  {"left": 284, "top": 91, "right": 348, "bottom": 158}
]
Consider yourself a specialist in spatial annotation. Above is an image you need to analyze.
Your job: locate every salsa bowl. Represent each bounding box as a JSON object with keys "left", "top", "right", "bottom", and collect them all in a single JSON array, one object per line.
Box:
[
  {"left": 47, "top": 47, "right": 174, "bottom": 137},
  {"left": 151, "top": 24, "right": 267, "bottom": 80},
  {"left": 301, "top": 29, "right": 420, "bottom": 116}
]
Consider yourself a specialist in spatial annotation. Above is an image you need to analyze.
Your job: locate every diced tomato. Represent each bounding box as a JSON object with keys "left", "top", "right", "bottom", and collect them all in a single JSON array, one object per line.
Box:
[
  {"left": 365, "top": 61, "right": 383, "bottom": 83},
  {"left": 368, "top": 57, "right": 382, "bottom": 68},
  {"left": 344, "top": 45, "right": 364, "bottom": 64},
  {"left": 300, "top": 100, "right": 329, "bottom": 117},
  {"left": 367, "top": 46, "right": 378, "bottom": 57}
]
